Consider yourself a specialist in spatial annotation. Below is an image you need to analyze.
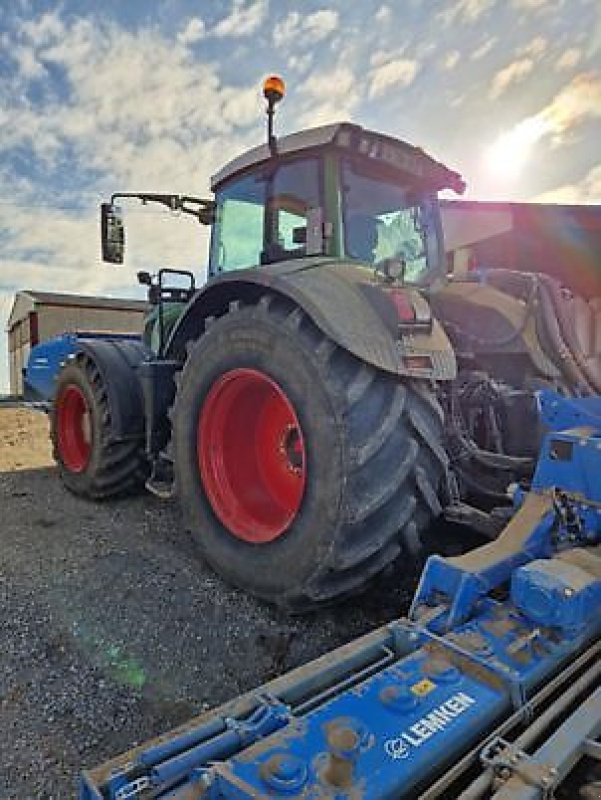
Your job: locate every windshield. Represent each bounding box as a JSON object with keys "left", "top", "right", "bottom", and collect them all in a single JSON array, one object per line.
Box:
[{"left": 342, "top": 159, "right": 440, "bottom": 284}]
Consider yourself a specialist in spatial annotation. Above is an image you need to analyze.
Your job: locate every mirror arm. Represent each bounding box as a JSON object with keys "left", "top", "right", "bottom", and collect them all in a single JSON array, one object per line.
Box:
[{"left": 109, "top": 193, "right": 215, "bottom": 225}]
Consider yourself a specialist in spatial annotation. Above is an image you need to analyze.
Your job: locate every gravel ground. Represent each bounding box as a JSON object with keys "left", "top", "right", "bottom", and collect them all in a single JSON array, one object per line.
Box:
[{"left": 0, "top": 414, "right": 414, "bottom": 799}]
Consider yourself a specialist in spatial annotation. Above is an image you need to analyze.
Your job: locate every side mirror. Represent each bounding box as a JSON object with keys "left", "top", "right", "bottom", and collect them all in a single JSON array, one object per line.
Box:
[{"left": 101, "top": 203, "right": 125, "bottom": 264}]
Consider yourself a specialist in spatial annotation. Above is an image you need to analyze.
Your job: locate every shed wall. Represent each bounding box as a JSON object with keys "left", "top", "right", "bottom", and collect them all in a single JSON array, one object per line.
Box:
[
  {"left": 8, "top": 317, "right": 33, "bottom": 396},
  {"left": 36, "top": 305, "right": 145, "bottom": 341}
]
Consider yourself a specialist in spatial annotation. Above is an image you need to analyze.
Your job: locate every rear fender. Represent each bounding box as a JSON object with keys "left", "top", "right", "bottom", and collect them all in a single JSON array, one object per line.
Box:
[
  {"left": 166, "top": 258, "right": 456, "bottom": 380},
  {"left": 71, "top": 338, "right": 152, "bottom": 438}
]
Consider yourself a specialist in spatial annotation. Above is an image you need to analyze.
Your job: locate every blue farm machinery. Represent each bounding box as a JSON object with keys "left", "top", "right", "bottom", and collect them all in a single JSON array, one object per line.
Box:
[
  {"left": 22, "top": 76, "right": 601, "bottom": 610},
  {"left": 77, "top": 390, "right": 601, "bottom": 799},
  {"left": 22, "top": 331, "right": 142, "bottom": 406}
]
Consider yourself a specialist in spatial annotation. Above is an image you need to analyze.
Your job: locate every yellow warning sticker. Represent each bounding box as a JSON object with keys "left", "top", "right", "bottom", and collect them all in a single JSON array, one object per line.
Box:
[{"left": 410, "top": 678, "right": 437, "bottom": 697}]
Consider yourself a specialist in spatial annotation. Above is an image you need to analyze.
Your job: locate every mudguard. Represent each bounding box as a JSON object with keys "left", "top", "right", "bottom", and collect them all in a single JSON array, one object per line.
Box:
[
  {"left": 166, "top": 258, "right": 457, "bottom": 381},
  {"left": 72, "top": 337, "right": 152, "bottom": 438}
]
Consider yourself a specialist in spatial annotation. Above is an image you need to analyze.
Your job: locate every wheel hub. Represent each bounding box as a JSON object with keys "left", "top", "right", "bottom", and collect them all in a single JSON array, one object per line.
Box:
[
  {"left": 281, "top": 425, "right": 303, "bottom": 473},
  {"left": 198, "top": 368, "right": 306, "bottom": 543}
]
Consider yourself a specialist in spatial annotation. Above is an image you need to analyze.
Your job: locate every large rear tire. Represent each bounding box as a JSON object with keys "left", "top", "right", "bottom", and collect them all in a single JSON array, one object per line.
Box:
[
  {"left": 51, "top": 352, "right": 147, "bottom": 499},
  {"left": 173, "top": 294, "right": 447, "bottom": 608}
]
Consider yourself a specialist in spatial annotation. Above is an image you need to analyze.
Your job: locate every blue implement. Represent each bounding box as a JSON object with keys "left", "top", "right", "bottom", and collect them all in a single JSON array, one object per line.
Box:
[
  {"left": 76, "top": 390, "right": 601, "bottom": 800},
  {"left": 23, "top": 331, "right": 141, "bottom": 403}
]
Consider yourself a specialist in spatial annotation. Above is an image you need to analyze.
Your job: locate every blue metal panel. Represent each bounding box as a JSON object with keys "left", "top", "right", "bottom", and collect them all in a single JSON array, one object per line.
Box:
[
  {"left": 533, "top": 390, "right": 601, "bottom": 502},
  {"left": 213, "top": 652, "right": 506, "bottom": 799},
  {"left": 512, "top": 557, "right": 601, "bottom": 636},
  {"left": 23, "top": 333, "right": 79, "bottom": 402},
  {"left": 23, "top": 331, "right": 141, "bottom": 403},
  {"left": 537, "top": 389, "right": 601, "bottom": 432}
]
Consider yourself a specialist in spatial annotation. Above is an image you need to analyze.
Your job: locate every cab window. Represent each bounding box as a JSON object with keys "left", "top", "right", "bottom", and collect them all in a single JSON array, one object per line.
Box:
[
  {"left": 210, "top": 172, "right": 265, "bottom": 273},
  {"left": 210, "top": 158, "right": 321, "bottom": 274},
  {"left": 342, "top": 159, "right": 439, "bottom": 285},
  {"left": 264, "top": 159, "right": 320, "bottom": 262}
]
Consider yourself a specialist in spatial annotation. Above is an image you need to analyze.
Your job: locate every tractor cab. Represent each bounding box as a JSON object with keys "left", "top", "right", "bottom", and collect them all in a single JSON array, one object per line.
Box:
[
  {"left": 101, "top": 76, "right": 465, "bottom": 295},
  {"left": 208, "top": 121, "right": 465, "bottom": 287},
  {"left": 100, "top": 86, "right": 466, "bottom": 359}
]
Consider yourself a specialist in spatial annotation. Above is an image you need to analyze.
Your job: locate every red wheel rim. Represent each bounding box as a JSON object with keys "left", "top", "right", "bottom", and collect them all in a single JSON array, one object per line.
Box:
[
  {"left": 56, "top": 385, "right": 92, "bottom": 473},
  {"left": 198, "top": 368, "right": 306, "bottom": 543}
]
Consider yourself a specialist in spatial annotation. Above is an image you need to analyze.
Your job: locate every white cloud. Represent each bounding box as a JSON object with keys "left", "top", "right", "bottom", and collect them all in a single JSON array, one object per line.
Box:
[
  {"left": 375, "top": 5, "right": 392, "bottom": 23},
  {"left": 211, "top": 0, "right": 268, "bottom": 38},
  {"left": 485, "top": 72, "right": 601, "bottom": 179},
  {"left": 0, "top": 15, "right": 267, "bottom": 252},
  {"left": 221, "top": 85, "right": 262, "bottom": 128},
  {"left": 288, "top": 52, "right": 313, "bottom": 74},
  {"left": 589, "top": 3, "right": 601, "bottom": 57},
  {"left": 305, "top": 9, "right": 339, "bottom": 39},
  {"left": 0, "top": 104, "right": 62, "bottom": 166},
  {"left": 19, "top": 10, "right": 64, "bottom": 46},
  {"left": 520, "top": 36, "right": 547, "bottom": 57},
  {"left": 556, "top": 48, "right": 581, "bottom": 70},
  {"left": 437, "top": 0, "right": 496, "bottom": 26},
  {"left": 273, "top": 11, "right": 299, "bottom": 45},
  {"left": 442, "top": 50, "right": 460, "bottom": 70},
  {"left": 534, "top": 162, "right": 601, "bottom": 203},
  {"left": 0, "top": 11, "right": 275, "bottom": 392},
  {"left": 368, "top": 58, "right": 419, "bottom": 98},
  {"left": 471, "top": 36, "right": 497, "bottom": 60},
  {"left": 13, "top": 45, "right": 46, "bottom": 78},
  {"left": 0, "top": 203, "right": 208, "bottom": 284},
  {"left": 25, "top": 17, "right": 261, "bottom": 176},
  {"left": 490, "top": 58, "right": 534, "bottom": 98},
  {"left": 274, "top": 9, "right": 338, "bottom": 46},
  {"left": 304, "top": 66, "right": 355, "bottom": 99},
  {"left": 370, "top": 48, "right": 402, "bottom": 68},
  {"left": 538, "top": 72, "right": 601, "bottom": 142},
  {"left": 177, "top": 17, "right": 205, "bottom": 45},
  {"left": 511, "top": 0, "right": 548, "bottom": 8},
  {"left": 299, "top": 66, "right": 360, "bottom": 126}
]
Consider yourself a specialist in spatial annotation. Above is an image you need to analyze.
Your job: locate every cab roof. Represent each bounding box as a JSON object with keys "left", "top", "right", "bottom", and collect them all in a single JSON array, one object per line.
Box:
[{"left": 210, "top": 122, "right": 465, "bottom": 195}]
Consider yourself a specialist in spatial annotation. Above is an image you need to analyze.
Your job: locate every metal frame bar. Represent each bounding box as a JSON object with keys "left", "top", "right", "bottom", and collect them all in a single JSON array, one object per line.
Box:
[{"left": 491, "top": 683, "right": 601, "bottom": 799}]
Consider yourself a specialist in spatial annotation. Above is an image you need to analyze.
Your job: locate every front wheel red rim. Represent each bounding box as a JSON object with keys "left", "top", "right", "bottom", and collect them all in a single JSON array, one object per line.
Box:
[
  {"left": 198, "top": 368, "right": 306, "bottom": 543},
  {"left": 56, "top": 385, "right": 92, "bottom": 473}
]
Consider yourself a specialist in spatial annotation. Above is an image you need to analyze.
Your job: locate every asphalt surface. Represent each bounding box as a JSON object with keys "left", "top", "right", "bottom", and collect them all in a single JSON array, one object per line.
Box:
[{"left": 0, "top": 464, "right": 413, "bottom": 799}]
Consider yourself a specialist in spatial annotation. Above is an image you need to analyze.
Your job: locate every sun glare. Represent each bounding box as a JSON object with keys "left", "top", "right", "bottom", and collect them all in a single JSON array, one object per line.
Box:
[{"left": 484, "top": 116, "right": 549, "bottom": 182}]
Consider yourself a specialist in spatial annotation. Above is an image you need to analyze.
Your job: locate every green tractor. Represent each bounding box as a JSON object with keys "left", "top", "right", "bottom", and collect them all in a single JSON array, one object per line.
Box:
[{"left": 51, "top": 77, "right": 598, "bottom": 607}]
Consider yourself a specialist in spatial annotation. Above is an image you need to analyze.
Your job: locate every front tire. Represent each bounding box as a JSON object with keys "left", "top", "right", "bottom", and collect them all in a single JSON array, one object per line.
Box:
[
  {"left": 173, "top": 294, "right": 447, "bottom": 608},
  {"left": 51, "top": 353, "right": 147, "bottom": 499}
]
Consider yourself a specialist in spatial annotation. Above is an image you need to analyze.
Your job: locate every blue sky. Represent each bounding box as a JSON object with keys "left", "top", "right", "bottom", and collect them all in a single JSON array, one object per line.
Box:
[{"left": 1, "top": 0, "right": 600, "bottom": 391}]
